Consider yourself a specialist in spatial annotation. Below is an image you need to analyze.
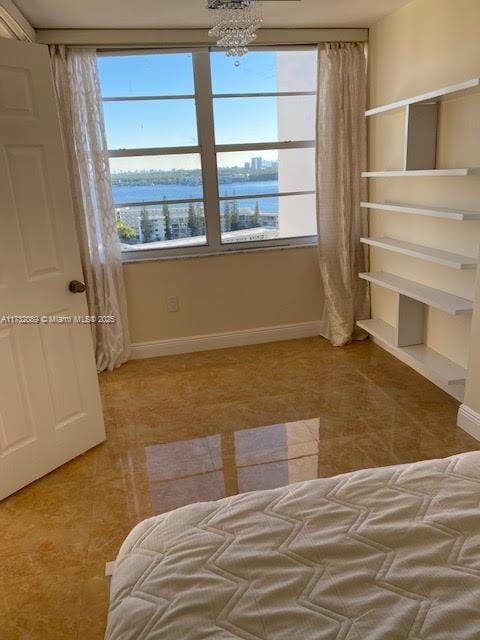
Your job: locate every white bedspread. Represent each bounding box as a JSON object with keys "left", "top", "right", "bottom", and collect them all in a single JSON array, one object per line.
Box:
[{"left": 106, "top": 453, "right": 480, "bottom": 639}]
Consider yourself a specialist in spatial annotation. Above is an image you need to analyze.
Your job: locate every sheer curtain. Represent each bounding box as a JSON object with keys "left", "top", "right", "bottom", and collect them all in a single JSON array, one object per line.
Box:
[
  {"left": 51, "top": 46, "right": 130, "bottom": 371},
  {"left": 316, "top": 42, "right": 370, "bottom": 347}
]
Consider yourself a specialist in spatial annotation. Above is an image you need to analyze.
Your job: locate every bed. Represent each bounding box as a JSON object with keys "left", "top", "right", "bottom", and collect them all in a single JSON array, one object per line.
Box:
[{"left": 106, "top": 452, "right": 480, "bottom": 639}]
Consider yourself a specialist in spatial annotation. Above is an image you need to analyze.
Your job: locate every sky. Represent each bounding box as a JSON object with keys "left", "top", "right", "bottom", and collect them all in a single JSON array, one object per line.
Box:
[{"left": 97, "top": 50, "right": 315, "bottom": 172}]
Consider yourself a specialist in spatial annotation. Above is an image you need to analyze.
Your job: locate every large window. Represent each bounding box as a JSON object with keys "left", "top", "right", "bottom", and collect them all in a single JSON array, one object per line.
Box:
[{"left": 98, "top": 48, "right": 318, "bottom": 259}]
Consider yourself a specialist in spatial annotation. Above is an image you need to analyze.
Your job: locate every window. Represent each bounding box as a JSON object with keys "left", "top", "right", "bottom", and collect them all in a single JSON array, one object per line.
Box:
[{"left": 98, "top": 48, "right": 318, "bottom": 259}]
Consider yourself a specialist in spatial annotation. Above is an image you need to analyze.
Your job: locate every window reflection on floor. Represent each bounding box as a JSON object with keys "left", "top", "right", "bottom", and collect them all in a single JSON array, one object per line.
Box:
[{"left": 145, "top": 419, "right": 321, "bottom": 512}]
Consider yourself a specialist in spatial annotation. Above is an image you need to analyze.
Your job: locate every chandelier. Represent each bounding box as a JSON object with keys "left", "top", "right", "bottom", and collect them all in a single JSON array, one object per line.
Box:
[{"left": 208, "top": 0, "right": 263, "bottom": 65}]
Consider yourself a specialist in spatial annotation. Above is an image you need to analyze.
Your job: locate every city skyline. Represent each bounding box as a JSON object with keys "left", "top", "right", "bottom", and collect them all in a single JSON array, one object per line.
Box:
[{"left": 110, "top": 156, "right": 278, "bottom": 175}]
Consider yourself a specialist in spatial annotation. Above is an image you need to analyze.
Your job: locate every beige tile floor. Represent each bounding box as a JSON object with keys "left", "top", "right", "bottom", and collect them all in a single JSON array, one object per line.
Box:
[{"left": 0, "top": 337, "right": 478, "bottom": 639}]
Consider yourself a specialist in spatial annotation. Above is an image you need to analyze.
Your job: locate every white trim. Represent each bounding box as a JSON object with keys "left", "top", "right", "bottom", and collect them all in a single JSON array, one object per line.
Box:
[
  {"left": 122, "top": 240, "right": 317, "bottom": 263},
  {"left": 457, "top": 404, "right": 480, "bottom": 442},
  {"left": 121, "top": 236, "right": 317, "bottom": 261},
  {"left": 35, "top": 28, "right": 369, "bottom": 47},
  {"left": 130, "top": 321, "right": 323, "bottom": 359},
  {"left": 0, "top": 0, "right": 35, "bottom": 41}
]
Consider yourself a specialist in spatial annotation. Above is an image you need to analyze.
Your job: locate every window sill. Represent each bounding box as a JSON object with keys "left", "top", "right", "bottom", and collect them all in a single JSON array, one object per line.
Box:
[{"left": 121, "top": 241, "right": 318, "bottom": 264}]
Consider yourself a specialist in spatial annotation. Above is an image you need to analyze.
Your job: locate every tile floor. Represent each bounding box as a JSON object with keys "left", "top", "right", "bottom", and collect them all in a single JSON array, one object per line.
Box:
[{"left": 0, "top": 337, "right": 478, "bottom": 638}]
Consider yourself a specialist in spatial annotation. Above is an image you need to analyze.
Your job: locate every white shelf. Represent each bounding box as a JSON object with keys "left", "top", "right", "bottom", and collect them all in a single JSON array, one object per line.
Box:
[
  {"left": 359, "top": 271, "right": 473, "bottom": 315},
  {"left": 362, "top": 169, "right": 480, "bottom": 177},
  {"left": 357, "top": 319, "right": 467, "bottom": 386},
  {"left": 360, "top": 201, "right": 480, "bottom": 221},
  {"left": 366, "top": 78, "right": 480, "bottom": 116},
  {"left": 357, "top": 318, "right": 396, "bottom": 344},
  {"left": 360, "top": 237, "right": 477, "bottom": 270}
]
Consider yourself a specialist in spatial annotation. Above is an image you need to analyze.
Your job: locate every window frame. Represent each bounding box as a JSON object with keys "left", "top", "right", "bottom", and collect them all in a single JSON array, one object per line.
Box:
[{"left": 99, "top": 46, "right": 318, "bottom": 261}]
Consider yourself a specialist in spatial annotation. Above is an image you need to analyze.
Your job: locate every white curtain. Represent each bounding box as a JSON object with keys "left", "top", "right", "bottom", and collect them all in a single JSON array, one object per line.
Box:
[
  {"left": 316, "top": 42, "right": 370, "bottom": 347},
  {"left": 51, "top": 46, "right": 130, "bottom": 371}
]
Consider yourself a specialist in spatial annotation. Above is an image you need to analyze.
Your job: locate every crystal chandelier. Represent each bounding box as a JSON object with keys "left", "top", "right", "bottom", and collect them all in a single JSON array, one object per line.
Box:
[{"left": 208, "top": 0, "right": 263, "bottom": 65}]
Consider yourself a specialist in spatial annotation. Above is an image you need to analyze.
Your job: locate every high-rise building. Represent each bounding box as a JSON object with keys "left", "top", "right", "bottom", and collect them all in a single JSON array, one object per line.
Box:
[
  {"left": 251, "top": 157, "right": 263, "bottom": 171},
  {"left": 244, "top": 162, "right": 250, "bottom": 171}
]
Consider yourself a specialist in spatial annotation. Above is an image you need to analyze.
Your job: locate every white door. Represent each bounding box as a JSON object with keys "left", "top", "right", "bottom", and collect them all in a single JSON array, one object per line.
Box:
[{"left": 0, "top": 38, "right": 106, "bottom": 500}]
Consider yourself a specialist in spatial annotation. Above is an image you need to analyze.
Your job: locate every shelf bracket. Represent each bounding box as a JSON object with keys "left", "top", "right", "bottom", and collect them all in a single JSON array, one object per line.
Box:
[
  {"left": 403, "top": 102, "right": 439, "bottom": 170},
  {"left": 395, "top": 294, "right": 426, "bottom": 347}
]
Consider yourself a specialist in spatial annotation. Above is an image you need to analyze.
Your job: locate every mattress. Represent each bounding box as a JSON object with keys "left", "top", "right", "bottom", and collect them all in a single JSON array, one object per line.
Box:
[{"left": 106, "top": 452, "right": 480, "bottom": 640}]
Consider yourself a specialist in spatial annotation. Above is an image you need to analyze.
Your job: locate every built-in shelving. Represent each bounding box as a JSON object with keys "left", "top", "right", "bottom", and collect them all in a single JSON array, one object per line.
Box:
[
  {"left": 359, "top": 271, "right": 473, "bottom": 315},
  {"left": 361, "top": 78, "right": 480, "bottom": 405},
  {"left": 362, "top": 169, "right": 480, "bottom": 178},
  {"left": 360, "top": 237, "right": 477, "bottom": 270},
  {"left": 360, "top": 202, "right": 480, "bottom": 221},
  {"left": 366, "top": 77, "right": 480, "bottom": 116},
  {"left": 357, "top": 319, "right": 467, "bottom": 386}
]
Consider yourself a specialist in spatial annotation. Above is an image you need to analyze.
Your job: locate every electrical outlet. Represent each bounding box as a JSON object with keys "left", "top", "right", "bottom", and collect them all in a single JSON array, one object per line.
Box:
[{"left": 167, "top": 296, "right": 179, "bottom": 313}]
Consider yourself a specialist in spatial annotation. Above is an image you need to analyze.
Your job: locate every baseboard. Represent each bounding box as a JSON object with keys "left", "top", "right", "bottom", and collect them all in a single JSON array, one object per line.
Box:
[
  {"left": 457, "top": 404, "right": 480, "bottom": 442},
  {"left": 130, "top": 321, "right": 323, "bottom": 359}
]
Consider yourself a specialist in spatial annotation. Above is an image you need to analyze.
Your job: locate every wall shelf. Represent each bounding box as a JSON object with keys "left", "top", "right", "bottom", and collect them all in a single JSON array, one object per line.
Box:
[
  {"left": 362, "top": 169, "right": 480, "bottom": 177},
  {"left": 357, "top": 318, "right": 396, "bottom": 343},
  {"left": 360, "top": 237, "right": 477, "bottom": 270},
  {"left": 359, "top": 271, "right": 473, "bottom": 315},
  {"left": 366, "top": 77, "right": 480, "bottom": 116},
  {"left": 360, "top": 202, "right": 480, "bottom": 221},
  {"left": 357, "top": 319, "right": 467, "bottom": 386},
  {"left": 362, "top": 77, "right": 480, "bottom": 402}
]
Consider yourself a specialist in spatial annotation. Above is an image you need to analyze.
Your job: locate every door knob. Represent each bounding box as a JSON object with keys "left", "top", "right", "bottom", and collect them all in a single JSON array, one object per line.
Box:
[{"left": 69, "top": 280, "right": 86, "bottom": 294}]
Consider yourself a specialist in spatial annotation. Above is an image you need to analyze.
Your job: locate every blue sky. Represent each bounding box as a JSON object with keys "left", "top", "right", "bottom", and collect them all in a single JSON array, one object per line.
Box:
[
  {"left": 98, "top": 50, "right": 317, "bottom": 173},
  {"left": 98, "top": 51, "right": 280, "bottom": 171}
]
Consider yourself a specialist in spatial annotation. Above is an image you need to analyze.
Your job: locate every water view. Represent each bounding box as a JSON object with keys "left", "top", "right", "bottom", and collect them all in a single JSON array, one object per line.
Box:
[
  {"left": 112, "top": 179, "right": 279, "bottom": 212},
  {"left": 113, "top": 163, "right": 283, "bottom": 248}
]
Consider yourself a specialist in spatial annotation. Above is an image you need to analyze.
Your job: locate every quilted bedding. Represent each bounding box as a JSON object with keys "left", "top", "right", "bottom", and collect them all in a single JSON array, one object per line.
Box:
[{"left": 106, "top": 453, "right": 480, "bottom": 640}]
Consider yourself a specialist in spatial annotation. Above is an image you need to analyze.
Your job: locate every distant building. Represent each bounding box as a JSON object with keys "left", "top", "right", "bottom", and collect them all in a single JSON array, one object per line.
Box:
[
  {"left": 262, "top": 160, "right": 278, "bottom": 170},
  {"left": 238, "top": 210, "right": 277, "bottom": 228},
  {"left": 244, "top": 162, "right": 250, "bottom": 171},
  {"left": 251, "top": 157, "right": 263, "bottom": 171},
  {"left": 117, "top": 204, "right": 278, "bottom": 246},
  {"left": 117, "top": 206, "right": 192, "bottom": 243}
]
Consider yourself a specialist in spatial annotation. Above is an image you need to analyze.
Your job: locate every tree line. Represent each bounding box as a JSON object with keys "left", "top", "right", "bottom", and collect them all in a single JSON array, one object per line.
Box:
[
  {"left": 117, "top": 197, "right": 264, "bottom": 244},
  {"left": 222, "top": 200, "right": 261, "bottom": 232}
]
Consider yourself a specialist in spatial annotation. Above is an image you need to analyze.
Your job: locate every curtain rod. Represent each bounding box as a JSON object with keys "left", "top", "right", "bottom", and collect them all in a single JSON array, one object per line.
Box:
[{"left": 36, "top": 28, "right": 368, "bottom": 47}]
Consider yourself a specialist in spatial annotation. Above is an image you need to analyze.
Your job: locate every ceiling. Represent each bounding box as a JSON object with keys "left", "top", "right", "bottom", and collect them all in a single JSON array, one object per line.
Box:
[{"left": 14, "top": 0, "right": 412, "bottom": 30}]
